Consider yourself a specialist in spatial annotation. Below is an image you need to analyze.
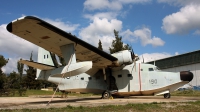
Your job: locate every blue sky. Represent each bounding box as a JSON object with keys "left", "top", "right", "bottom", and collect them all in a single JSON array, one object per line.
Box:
[{"left": 0, "top": 0, "right": 200, "bottom": 73}]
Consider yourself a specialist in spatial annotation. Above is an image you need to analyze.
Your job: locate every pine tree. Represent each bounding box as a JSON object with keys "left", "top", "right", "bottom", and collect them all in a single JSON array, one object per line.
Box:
[
  {"left": 98, "top": 39, "right": 103, "bottom": 50},
  {"left": 7, "top": 71, "right": 20, "bottom": 89},
  {"left": 109, "top": 30, "right": 132, "bottom": 54},
  {"left": 17, "top": 58, "right": 24, "bottom": 89},
  {"left": 23, "top": 53, "right": 41, "bottom": 89}
]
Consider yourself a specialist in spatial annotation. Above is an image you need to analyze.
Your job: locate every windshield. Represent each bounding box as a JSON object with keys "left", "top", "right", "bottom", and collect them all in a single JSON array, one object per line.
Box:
[{"left": 154, "top": 67, "right": 161, "bottom": 71}]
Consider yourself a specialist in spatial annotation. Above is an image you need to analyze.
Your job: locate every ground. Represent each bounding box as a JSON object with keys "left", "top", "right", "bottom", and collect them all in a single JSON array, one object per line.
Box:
[{"left": 0, "top": 95, "right": 200, "bottom": 110}]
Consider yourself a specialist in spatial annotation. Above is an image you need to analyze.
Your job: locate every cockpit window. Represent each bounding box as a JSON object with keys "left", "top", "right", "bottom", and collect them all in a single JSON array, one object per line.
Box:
[
  {"left": 149, "top": 68, "right": 154, "bottom": 71},
  {"left": 154, "top": 67, "right": 160, "bottom": 71}
]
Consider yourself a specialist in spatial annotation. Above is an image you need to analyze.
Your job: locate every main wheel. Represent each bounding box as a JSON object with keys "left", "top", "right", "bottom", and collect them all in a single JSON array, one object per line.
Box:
[
  {"left": 102, "top": 90, "right": 111, "bottom": 99},
  {"left": 164, "top": 93, "right": 171, "bottom": 99}
]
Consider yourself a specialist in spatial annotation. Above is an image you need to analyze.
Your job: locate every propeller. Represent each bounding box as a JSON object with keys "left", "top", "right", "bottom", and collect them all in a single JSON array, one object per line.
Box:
[{"left": 131, "top": 49, "right": 139, "bottom": 71}]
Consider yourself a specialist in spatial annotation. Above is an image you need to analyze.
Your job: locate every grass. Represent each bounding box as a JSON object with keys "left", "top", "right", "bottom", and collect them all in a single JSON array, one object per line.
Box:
[
  {"left": 2, "top": 89, "right": 200, "bottom": 97},
  {"left": 0, "top": 89, "right": 101, "bottom": 97},
  {"left": 1, "top": 90, "right": 200, "bottom": 111},
  {"left": 1, "top": 101, "right": 200, "bottom": 112},
  {"left": 171, "top": 90, "right": 200, "bottom": 97}
]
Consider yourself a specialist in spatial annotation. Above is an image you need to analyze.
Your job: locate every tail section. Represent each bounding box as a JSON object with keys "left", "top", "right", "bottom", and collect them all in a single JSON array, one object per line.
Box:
[
  {"left": 38, "top": 47, "right": 55, "bottom": 66},
  {"left": 36, "top": 47, "right": 55, "bottom": 79}
]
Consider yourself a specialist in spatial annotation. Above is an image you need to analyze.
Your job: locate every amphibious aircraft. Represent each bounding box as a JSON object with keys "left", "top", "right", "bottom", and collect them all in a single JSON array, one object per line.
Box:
[{"left": 7, "top": 16, "right": 193, "bottom": 99}]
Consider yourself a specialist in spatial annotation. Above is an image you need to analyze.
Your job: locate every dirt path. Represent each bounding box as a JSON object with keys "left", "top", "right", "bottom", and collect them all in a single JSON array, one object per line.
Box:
[{"left": 0, "top": 96, "right": 200, "bottom": 110}]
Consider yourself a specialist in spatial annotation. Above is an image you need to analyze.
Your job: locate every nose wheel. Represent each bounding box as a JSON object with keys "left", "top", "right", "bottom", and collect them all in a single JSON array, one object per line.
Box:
[
  {"left": 102, "top": 90, "right": 111, "bottom": 99},
  {"left": 164, "top": 93, "right": 171, "bottom": 98}
]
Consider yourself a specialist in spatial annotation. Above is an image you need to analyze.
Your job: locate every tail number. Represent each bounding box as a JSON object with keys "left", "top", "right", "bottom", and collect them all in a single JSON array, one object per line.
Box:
[{"left": 149, "top": 79, "right": 157, "bottom": 84}]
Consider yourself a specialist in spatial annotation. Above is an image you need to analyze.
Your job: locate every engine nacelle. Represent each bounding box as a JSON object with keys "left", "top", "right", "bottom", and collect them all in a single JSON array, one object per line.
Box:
[{"left": 111, "top": 50, "right": 133, "bottom": 65}]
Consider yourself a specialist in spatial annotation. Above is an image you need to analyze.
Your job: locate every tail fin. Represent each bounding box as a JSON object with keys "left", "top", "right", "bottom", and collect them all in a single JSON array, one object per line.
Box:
[
  {"left": 36, "top": 47, "right": 55, "bottom": 79},
  {"left": 38, "top": 47, "right": 55, "bottom": 66}
]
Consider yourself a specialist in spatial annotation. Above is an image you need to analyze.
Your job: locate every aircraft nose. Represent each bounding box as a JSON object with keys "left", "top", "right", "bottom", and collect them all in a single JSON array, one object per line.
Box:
[{"left": 180, "top": 71, "right": 193, "bottom": 82}]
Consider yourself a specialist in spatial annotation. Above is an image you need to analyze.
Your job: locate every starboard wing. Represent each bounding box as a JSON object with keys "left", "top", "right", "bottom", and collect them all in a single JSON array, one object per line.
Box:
[{"left": 7, "top": 16, "right": 118, "bottom": 68}]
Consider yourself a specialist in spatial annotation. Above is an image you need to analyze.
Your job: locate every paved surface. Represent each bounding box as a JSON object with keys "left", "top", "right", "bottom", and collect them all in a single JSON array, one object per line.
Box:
[{"left": 0, "top": 96, "right": 200, "bottom": 110}]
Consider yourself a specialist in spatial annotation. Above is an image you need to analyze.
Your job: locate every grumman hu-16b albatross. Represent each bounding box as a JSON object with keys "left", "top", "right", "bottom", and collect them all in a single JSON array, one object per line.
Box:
[{"left": 7, "top": 16, "right": 193, "bottom": 99}]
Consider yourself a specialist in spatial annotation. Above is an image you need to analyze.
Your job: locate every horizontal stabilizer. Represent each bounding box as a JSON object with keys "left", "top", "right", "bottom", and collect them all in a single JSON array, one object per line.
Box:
[
  {"left": 19, "top": 60, "right": 55, "bottom": 70},
  {"left": 51, "top": 61, "right": 92, "bottom": 77}
]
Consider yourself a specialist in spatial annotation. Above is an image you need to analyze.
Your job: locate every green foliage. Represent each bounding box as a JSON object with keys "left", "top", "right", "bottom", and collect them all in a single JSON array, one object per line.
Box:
[
  {"left": 17, "top": 58, "right": 24, "bottom": 89},
  {"left": 6, "top": 71, "right": 20, "bottom": 89},
  {"left": 109, "top": 29, "right": 132, "bottom": 54},
  {"left": 0, "top": 73, "right": 7, "bottom": 89},
  {"left": 0, "top": 89, "right": 26, "bottom": 97},
  {"left": 23, "top": 65, "right": 41, "bottom": 89},
  {"left": 59, "top": 56, "right": 66, "bottom": 66},
  {"left": 171, "top": 90, "right": 200, "bottom": 96},
  {"left": 98, "top": 39, "right": 103, "bottom": 50},
  {"left": 0, "top": 55, "right": 8, "bottom": 74},
  {"left": 25, "top": 89, "right": 60, "bottom": 96}
]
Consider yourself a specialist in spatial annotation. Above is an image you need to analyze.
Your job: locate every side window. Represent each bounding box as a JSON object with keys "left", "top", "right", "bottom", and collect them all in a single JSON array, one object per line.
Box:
[
  {"left": 88, "top": 77, "right": 92, "bottom": 80},
  {"left": 81, "top": 77, "right": 84, "bottom": 80},
  {"left": 149, "top": 68, "right": 154, "bottom": 71},
  {"left": 127, "top": 74, "right": 132, "bottom": 77},
  {"left": 118, "top": 75, "right": 122, "bottom": 78}
]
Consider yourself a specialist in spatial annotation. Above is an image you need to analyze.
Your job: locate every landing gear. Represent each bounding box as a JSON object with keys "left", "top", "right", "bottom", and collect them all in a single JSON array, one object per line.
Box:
[
  {"left": 164, "top": 93, "right": 171, "bottom": 99},
  {"left": 102, "top": 90, "right": 111, "bottom": 99}
]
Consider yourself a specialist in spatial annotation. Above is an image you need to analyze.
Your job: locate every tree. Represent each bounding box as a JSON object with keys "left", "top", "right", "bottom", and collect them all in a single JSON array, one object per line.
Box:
[
  {"left": 17, "top": 58, "right": 24, "bottom": 89},
  {"left": 22, "top": 53, "right": 42, "bottom": 89},
  {"left": 7, "top": 71, "right": 20, "bottom": 89},
  {"left": 98, "top": 39, "right": 103, "bottom": 50},
  {"left": 59, "top": 56, "right": 66, "bottom": 66},
  {"left": 109, "top": 30, "right": 132, "bottom": 54},
  {"left": 0, "top": 55, "right": 8, "bottom": 89},
  {"left": 0, "top": 55, "right": 8, "bottom": 75}
]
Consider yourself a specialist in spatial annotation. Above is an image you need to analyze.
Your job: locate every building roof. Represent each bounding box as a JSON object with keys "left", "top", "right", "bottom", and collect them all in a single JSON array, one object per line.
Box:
[{"left": 147, "top": 50, "right": 200, "bottom": 69}]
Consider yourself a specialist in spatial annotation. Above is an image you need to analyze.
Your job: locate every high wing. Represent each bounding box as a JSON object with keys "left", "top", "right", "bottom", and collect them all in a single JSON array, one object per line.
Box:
[{"left": 7, "top": 16, "right": 118, "bottom": 68}]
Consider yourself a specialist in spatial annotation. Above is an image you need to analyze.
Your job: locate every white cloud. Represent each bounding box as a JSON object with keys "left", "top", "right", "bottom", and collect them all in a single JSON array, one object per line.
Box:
[
  {"left": 175, "top": 52, "right": 179, "bottom": 55},
  {"left": 162, "top": 4, "right": 200, "bottom": 35},
  {"left": 157, "top": 0, "right": 200, "bottom": 6},
  {"left": 138, "top": 52, "right": 172, "bottom": 63},
  {"left": 84, "top": 0, "right": 122, "bottom": 11},
  {"left": 193, "top": 30, "right": 200, "bottom": 35},
  {"left": 0, "top": 24, "right": 38, "bottom": 73},
  {"left": 79, "top": 17, "right": 122, "bottom": 52},
  {"left": 122, "top": 27, "right": 165, "bottom": 47},
  {"left": 44, "top": 18, "right": 79, "bottom": 33},
  {"left": 84, "top": 0, "right": 151, "bottom": 11},
  {"left": 84, "top": 12, "right": 118, "bottom": 20}
]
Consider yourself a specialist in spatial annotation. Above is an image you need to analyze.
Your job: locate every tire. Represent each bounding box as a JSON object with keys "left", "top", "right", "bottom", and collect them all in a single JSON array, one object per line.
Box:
[
  {"left": 164, "top": 93, "right": 171, "bottom": 99},
  {"left": 102, "top": 90, "right": 111, "bottom": 99}
]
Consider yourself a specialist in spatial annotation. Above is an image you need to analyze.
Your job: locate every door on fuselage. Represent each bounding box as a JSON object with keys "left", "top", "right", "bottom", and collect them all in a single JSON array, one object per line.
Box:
[{"left": 112, "top": 64, "right": 134, "bottom": 92}]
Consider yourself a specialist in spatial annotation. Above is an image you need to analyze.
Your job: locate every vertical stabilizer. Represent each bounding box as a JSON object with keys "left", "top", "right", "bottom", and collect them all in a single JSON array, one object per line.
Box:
[
  {"left": 36, "top": 47, "right": 55, "bottom": 79},
  {"left": 38, "top": 47, "right": 54, "bottom": 66}
]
